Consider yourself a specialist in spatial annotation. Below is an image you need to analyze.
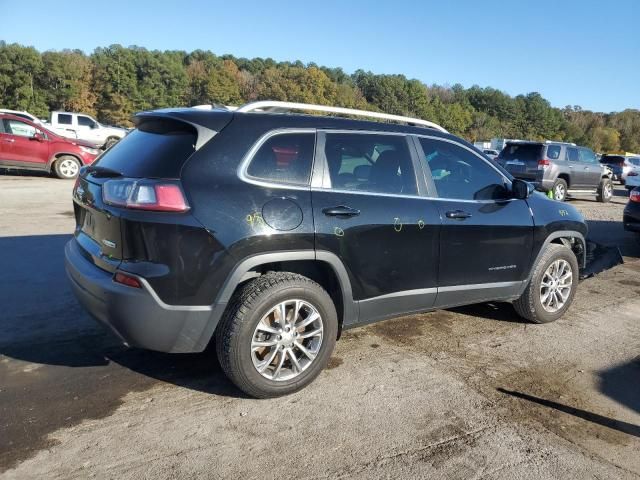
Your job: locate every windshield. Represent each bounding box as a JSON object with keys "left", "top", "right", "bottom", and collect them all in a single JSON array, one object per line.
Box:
[{"left": 600, "top": 155, "right": 625, "bottom": 165}]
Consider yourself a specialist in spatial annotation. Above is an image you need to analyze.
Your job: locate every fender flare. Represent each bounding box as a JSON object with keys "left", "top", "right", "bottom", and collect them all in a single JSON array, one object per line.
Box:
[
  {"left": 531, "top": 230, "right": 587, "bottom": 275},
  {"left": 192, "top": 250, "right": 357, "bottom": 351}
]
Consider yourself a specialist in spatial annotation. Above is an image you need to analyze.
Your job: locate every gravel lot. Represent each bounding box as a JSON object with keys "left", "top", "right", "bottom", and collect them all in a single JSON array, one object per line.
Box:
[{"left": 0, "top": 173, "right": 639, "bottom": 479}]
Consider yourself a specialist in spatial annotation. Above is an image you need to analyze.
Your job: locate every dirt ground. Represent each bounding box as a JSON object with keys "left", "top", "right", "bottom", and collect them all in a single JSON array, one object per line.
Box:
[{"left": 0, "top": 172, "right": 639, "bottom": 479}]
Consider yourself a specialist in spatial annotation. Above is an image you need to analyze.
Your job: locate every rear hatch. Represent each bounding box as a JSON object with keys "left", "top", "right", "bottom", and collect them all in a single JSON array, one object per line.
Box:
[
  {"left": 497, "top": 143, "right": 544, "bottom": 180},
  {"left": 599, "top": 155, "right": 625, "bottom": 175},
  {"left": 72, "top": 117, "right": 202, "bottom": 273}
]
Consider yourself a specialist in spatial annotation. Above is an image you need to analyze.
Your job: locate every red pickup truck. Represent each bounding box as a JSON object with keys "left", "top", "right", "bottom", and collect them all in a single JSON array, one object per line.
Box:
[{"left": 0, "top": 113, "right": 100, "bottom": 179}]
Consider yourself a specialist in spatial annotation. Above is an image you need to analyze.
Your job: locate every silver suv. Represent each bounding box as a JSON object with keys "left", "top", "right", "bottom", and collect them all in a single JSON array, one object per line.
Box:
[{"left": 496, "top": 141, "right": 613, "bottom": 202}]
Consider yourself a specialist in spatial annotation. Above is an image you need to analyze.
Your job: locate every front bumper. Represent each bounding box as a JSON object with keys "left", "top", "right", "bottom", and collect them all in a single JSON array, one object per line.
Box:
[{"left": 64, "top": 239, "right": 223, "bottom": 353}]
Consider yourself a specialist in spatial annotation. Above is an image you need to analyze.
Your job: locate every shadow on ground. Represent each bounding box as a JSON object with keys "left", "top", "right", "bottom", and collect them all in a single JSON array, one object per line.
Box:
[
  {"left": 497, "top": 388, "right": 640, "bottom": 438},
  {"left": 0, "top": 234, "right": 242, "bottom": 472},
  {"left": 598, "top": 358, "right": 640, "bottom": 414}
]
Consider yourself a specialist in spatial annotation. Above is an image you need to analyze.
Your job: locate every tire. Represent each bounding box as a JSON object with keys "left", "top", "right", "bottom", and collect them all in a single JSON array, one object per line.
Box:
[
  {"left": 551, "top": 178, "right": 567, "bottom": 201},
  {"left": 103, "top": 137, "right": 119, "bottom": 150},
  {"left": 53, "top": 155, "right": 81, "bottom": 179},
  {"left": 513, "top": 243, "right": 579, "bottom": 324},
  {"left": 596, "top": 178, "right": 613, "bottom": 203},
  {"left": 216, "top": 272, "right": 338, "bottom": 398}
]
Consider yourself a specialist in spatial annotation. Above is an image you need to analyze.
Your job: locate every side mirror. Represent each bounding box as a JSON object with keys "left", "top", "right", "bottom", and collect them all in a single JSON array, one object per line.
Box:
[
  {"left": 511, "top": 179, "right": 531, "bottom": 200},
  {"left": 32, "top": 132, "right": 45, "bottom": 142}
]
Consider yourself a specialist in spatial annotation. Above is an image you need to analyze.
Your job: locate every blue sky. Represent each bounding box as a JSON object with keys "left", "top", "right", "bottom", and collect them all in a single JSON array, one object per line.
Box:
[{"left": 2, "top": 0, "right": 638, "bottom": 112}]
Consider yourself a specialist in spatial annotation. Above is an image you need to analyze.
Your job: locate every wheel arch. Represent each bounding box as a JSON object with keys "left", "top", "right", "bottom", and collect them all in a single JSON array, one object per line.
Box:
[
  {"left": 557, "top": 173, "right": 571, "bottom": 188},
  {"left": 532, "top": 231, "right": 586, "bottom": 275},
  {"left": 48, "top": 152, "right": 82, "bottom": 172},
  {"left": 199, "top": 251, "right": 356, "bottom": 349}
]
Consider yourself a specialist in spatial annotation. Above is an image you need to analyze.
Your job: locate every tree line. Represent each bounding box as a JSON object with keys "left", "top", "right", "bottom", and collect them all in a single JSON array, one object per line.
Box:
[{"left": 1, "top": 41, "right": 639, "bottom": 153}]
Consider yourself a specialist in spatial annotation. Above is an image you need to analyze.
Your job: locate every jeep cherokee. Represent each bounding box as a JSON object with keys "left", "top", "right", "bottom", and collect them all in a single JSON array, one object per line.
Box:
[{"left": 65, "top": 101, "right": 588, "bottom": 398}]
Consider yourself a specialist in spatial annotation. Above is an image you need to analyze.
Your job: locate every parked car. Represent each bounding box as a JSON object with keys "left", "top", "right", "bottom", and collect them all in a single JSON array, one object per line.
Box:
[
  {"left": 625, "top": 169, "right": 640, "bottom": 191},
  {"left": 600, "top": 154, "right": 640, "bottom": 184},
  {"left": 0, "top": 113, "right": 100, "bottom": 179},
  {"left": 65, "top": 101, "right": 588, "bottom": 398},
  {"left": 0, "top": 109, "right": 46, "bottom": 126},
  {"left": 623, "top": 187, "right": 640, "bottom": 234},
  {"left": 49, "top": 111, "right": 127, "bottom": 150},
  {"left": 483, "top": 148, "right": 500, "bottom": 159},
  {"left": 496, "top": 141, "right": 613, "bottom": 202}
]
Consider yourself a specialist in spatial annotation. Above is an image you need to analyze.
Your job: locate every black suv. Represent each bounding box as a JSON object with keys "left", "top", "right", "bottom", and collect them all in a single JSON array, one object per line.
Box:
[{"left": 65, "top": 101, "right": 588, "bottom": 398}]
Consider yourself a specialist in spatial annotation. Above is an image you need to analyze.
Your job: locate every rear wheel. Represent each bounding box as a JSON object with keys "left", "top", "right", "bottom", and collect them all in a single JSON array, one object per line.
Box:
[
  {"left": 53, "top": 155, "right": 81, "bottom": 179},
  {"left": 551, "top": 178, "right": 567, "bottom": 201},
  {"left": 514, "top": 244, "right": 578, "bottom": 324},
  {"left": 596, "top": 178, "right": 613, "bottom": 203},
  {"left": 216, "top": 272, "right": 338, "bottom": 398}
]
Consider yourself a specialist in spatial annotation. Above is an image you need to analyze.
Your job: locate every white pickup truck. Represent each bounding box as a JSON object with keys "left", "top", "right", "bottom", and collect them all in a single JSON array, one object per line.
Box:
[{"left": 48, "top": 112, "right": 127, "bottom": 149}]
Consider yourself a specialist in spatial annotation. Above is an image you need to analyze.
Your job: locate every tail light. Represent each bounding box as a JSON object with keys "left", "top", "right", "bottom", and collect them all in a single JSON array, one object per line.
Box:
[
  {"left": 630, "top": 190, "right": 640, "bottom": 203},
  {"left": 102, "top": 179, "right": 189, "bottom": 212},
  {"left": 538, "top": 159, "right": 551, "bottom": 170}
]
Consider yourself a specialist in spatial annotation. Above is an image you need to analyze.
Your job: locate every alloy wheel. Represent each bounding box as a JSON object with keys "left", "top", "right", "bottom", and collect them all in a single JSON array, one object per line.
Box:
[
  {"left": 251, "top": 299, "right": 323, "bottom": 381},
  {"left": 554, "top": 183, "right": 566, "bottom": 201},
  {"left": 539, "top": 259, "right": 573, "bottom": 313},
  {"left": 59, "top": 159, "right": 79, "bottom": 178}
]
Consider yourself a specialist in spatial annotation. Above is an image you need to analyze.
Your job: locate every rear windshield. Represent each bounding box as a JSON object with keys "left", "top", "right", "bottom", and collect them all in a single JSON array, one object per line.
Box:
[
  {"left": 600, "top": 155, "right": 625, "bottom": 165},
  {"left": 93, "top": 119, "right": 196, "bottom": 178},
  {"left": 497, "top": 144, "right": 543, "bottom": 161}
]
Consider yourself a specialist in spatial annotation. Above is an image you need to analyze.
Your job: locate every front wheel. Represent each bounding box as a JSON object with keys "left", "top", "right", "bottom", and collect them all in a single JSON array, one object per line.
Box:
[
  {"left": 216, "top": 272, "right": 338, "bottom": 398},
  {"left": 597, "top": 178, "right": 613, "bottom": 203},
  {"left": 513, "top": 244, "right": 579, "bottom": 323},
  {"left": 53, "top": 155, "right": 81, "bottom": 179}
]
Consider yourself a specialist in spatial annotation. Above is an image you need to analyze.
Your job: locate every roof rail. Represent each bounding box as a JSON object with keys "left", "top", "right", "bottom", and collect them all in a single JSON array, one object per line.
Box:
[{"left": 235, "top": 101, "right": 448, "bottom": 133}]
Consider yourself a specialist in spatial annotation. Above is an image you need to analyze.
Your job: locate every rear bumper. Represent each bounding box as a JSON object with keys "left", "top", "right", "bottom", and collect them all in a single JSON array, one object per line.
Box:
[{"left": 64, "top": 239, "right": 224, "bottom": 353}]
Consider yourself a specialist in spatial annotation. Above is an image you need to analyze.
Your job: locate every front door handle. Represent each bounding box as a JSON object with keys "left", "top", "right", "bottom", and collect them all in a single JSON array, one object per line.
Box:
[
  {"left": 446, "top": 210, "right": 472, "bottom": 220},
  {"left": 322, "top": 205, "right": 361, "bottom": 218},
  {"left": 3, "top": 138, "right": 15, "bottom": 143}
]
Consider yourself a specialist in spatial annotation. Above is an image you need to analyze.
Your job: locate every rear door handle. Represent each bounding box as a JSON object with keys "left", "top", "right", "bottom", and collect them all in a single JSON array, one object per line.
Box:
[
  {"left": 322, "top": 205, "right": 360, "bottom": 217},
  {"left": 446, "top": 210, "right": 472, "bottom": 220},
  {"left": 3, "top": 138, "right": 15, "bottom": 143}
]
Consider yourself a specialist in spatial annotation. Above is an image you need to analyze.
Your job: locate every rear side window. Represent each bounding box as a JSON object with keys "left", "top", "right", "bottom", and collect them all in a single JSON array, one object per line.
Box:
[
  {"left": 324, "top": 133, "right": 417, "bottom": 195},
  {"left": 247, "top": 132, "right": 315, "bottom": 185},
  {"left": 546, "top": 145, "right": 562, "bottom": 159},
  {"left": 498, "top": 144, "right": 543, "bottom": 162},
  {"left": 57, "top": 114, "right": 72, "bottom": 125},
  {"left": 629, "top": 157, "right": 640, "bottom": 166},
  {"left": 94, "top": 119, "right": 196, "bottom": 178},
  {"left": 420, "top": 138, "right": 509, "bottom": 201}
]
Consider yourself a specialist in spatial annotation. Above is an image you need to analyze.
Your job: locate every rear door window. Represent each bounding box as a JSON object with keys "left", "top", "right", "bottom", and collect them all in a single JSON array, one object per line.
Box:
[
  {"left": 57, "top": 114, "right": 73, "bottom": 125},
  {"left": 246, "top": 132, "right": 315, "bottom": 186},
  {"left": 578, "top": 148, "right": 597, "bottom": 163},
  {"left": 323, "top": 132, "right": 417, "bottom": 195},
  {"left": 566, "top": 147, "right": 579, "bottom": 162}
]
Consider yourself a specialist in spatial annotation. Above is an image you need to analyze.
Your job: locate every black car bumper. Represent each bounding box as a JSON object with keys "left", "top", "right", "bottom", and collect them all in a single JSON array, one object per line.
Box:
[
  {"left": 623, "top": 201, "right": 640, "bottom": 232},
  {"left": 64, "top": 239, "right": 224, "bottom": 353}
]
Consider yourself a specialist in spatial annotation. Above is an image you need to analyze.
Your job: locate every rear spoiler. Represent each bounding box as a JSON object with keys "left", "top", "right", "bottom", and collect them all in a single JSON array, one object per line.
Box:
[{"left": 133, "top": 108, "right": 234, "bottom": 150}]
